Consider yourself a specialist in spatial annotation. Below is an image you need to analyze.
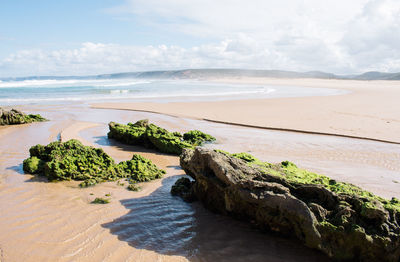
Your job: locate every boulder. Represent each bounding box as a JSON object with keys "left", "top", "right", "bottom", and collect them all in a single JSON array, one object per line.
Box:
[
  {"left": 23, "top": 139, "right": 165, "bottom": 188},
  {"left": 177, "top": 147, "right": 400, "bottom": 261},
  {"left": 108, "top": 119, "right": 215, "bottom": 155},
  {"left": 0, "top": 107, "right": 47, "bottom": 125}
]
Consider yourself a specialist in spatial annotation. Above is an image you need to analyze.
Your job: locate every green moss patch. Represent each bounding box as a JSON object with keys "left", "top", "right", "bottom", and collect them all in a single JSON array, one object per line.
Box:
[
  {"left": 23, "top": 139, "right": 165, "bottom": 188},
  {"left": 108, "top": 119, "right": 216, "bottom": 155},
  {"left": 0, "top": 108, "right": 47, "bottom": 125},
  {"left": 217, "top": 149, "right": 400, "bottom": 219},
  {"left": 196, "top": 149, "right": 400, "bottom": 261},
  {"left": 127, "top": 184, "right": 141, "bottom": 191},
  {"left": 91, "top": 197, "right": 110, "bottom": 204}
]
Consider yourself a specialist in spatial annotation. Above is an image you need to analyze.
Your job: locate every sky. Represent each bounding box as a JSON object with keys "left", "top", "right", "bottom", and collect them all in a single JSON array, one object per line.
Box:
[{"left": 0, "top": 0, "right": 400, "bottom": 77}]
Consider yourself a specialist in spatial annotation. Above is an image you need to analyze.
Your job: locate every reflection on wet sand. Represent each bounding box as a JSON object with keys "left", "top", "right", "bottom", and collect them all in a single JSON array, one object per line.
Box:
[{"left": 103, "top": 176, "right": 330, "bottom": 262}]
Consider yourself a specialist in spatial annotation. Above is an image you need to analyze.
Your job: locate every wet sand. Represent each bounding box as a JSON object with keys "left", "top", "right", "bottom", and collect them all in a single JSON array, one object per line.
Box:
[
  {"left": 0, "top": 105, "right": 334, "bottom": 262},
  {"left": 92, "top": 78, "right": 400, "bottom": 143},
  {"left": 1, "top": 78, "right": 400, "bottom": 261}
]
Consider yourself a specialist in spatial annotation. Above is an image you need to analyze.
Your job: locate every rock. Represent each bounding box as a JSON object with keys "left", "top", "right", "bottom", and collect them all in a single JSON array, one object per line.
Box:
[
  {"left": 0, "top": 107, "right": 47, "bottom": 125},
  {"left": 171, "top": 177, "right": 196, "bottom": 202},
  {"left": 177, "top": 147, "right": 400, "bottom": 261},
  {"left": 182, "top": 130, "right": 216, "bottom": 146},
  {"left": 23, "top": 139, "right": 165, "bottom": 188},
  {"left": 308, "top": 203, "right": 328, "bottom": 221},
  {"left": 108, "top": 119, "right": 216, "bottom": 155}
]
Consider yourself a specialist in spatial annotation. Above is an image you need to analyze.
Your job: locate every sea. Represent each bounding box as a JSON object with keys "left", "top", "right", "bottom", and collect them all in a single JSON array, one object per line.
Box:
[{"left": 0, "top": 78, "right": 346, "bottom": 106}]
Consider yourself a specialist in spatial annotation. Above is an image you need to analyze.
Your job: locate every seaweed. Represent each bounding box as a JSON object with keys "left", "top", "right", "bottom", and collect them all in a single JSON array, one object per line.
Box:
[
  {"left": 23, "top": 139, "right": 165, "bottom": 188},
  {"left": 91, "top": 197, "right": 110, "bottom": 204},
  {"left": 182, "top": 130, "right": 216, "bottom": 146},
  {"left": 216, "top": 149, "right": 400, "bottom": 224},
  {"left": 0, "top": 108, "right": 47, "bottom": 125},
  {"left": 108, "top": 119, "right": 215, "bottom": 155},
  {"left": 127, "top": 184, "right": 141, "bottom": 191}
]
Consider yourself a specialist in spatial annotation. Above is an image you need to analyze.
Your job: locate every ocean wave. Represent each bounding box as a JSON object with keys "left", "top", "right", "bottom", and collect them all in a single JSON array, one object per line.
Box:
[
  {"left": 0, "top": 79, "right": 151, "bottom": 88},
  {"left": 93, "top": 81, "right": 150, "bottom": 87},
  {"left": 0, "top": 88, "right": 275, "bottom": 104},
  {"left": 109, "top": 89, "right": 129, "bottom": 94}
]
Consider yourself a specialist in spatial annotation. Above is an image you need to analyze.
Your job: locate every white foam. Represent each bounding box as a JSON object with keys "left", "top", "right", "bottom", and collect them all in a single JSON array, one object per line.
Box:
[
  {"left": 93, "top": 81, "right": 150, "bottom": 87},
  {"left": 0, "top": 79, "right": 150, "bottom": 88},
  {"left": 0, "top": 87, "right": 276, "bottom": 105},
  {"left": 109, "top": 89, "right": 130, "bottom": 94}
]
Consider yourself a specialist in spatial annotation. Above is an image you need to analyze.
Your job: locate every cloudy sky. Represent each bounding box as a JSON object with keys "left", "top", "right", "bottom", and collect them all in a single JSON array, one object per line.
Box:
[{"left": 0, "top": 0, "right": 399, "bottom": 77}]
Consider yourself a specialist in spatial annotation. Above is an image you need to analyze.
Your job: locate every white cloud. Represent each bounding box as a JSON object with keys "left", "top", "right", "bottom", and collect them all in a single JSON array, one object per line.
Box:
[
  {"left": 340, "top": 0, "right": 400, "bottom": 72},
  {"left": 2, "top": 0, "right": 400, "bottom": 76},
  {"left": 0, "top": 41, "right": 289, "bottom": 77}
]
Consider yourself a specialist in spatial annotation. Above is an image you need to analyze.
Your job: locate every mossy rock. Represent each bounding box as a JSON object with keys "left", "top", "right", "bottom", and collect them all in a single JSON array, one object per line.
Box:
[
  {"left": 0, "top": 108, "right": 47, "bottom": 125},
  {"left": 185, "top": 148, "right": 400, "bottom": 261},
  {"left": 23, "top": 139, "right": 165, "bottom": 188},
  {"left": 117, "top": 154, "right": 165, "bottom": 182},
  {"left": 182, "top": 130, "right": 216, "bottom": 146},
  {"left": 22, "top": 156, "right": 45, "bottom": 174},
  {"left": 171, "top": 177, "right": 196, "bottom": 202},
  {"left": 127, "top": 183, "right": 141, "bottom": 191},
  {"left": 108, "top": 119, "right": 215, "bottom": 155},
  {"left": 91, "top": 197, "right": 110, "bottom": 204}
]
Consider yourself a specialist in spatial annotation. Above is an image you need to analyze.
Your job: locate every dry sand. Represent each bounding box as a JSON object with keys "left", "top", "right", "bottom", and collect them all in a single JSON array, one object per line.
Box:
[{"left": 92, "top": 77, "right": 400, "bottom": 143}]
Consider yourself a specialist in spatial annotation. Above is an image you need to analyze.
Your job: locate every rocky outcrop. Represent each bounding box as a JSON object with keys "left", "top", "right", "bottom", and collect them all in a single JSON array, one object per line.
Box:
[
  {"left": 178, "top": 147, "right": 400, "bottom": 261},
  {"left": 108, "top": 119, "right": 216, "bottom": 155},
  {"left": 0, "top": 108, "right": 47, "bottom": 125},
  {"left": 23, "top": 139, "right": 165, "bottom": 188}
]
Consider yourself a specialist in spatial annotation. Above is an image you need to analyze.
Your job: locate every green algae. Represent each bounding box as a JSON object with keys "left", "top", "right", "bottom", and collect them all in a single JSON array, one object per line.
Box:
[
  {"left": 117, "top": 154, "right": 165, "bottom": 182},
  {"left": 276, "top": 160, "right": 400, "bottom": 215},
  {"left": 22, "top": 156, "right": 44, "bottom": 174},
  {"left": 91, "top": 197, "right": 110, "bottom": 204},
  {"left": 23, "top": 139, "right": 165, "bottom": 188},
  {"left": 127, "top": 183, "right": 141, "bottom": 191},
  {"left": 0, "top": 108, "right": 47, "bottom": 125},
  {"left": 182, "top": 130, "right": 216, "bottom": 146},
  {"left": 202, "top": 149, "right": 400, "bottom": 261},
  {"left": 217, "top": 149, "right": 400, "bottom": 218},
  {"left": 145, "top": 123, "right": 193, "bottom": 154},
  {"left": 108, "top": 119, "right": 215, "bottom": 155}
]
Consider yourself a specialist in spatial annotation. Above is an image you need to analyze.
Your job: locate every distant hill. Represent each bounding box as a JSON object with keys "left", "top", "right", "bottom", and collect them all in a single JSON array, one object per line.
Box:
[
  {"left": 350, "top": 71, "right": 400, "bottom": 80},
  {"left": 94, "top": 69, "right": 339, "bottom": 80},
  {"left": 3, "top": 69, "right": 400, "bottom": 81},
  {"left": 95, "top": 69, "right": 400, "bottom": 80}
]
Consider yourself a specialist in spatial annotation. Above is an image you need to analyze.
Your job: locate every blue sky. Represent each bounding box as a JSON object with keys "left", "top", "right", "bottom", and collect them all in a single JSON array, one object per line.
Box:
[
  {"left": 1, "top": 0, "right": 400, "bottom": 77},
  {"left": 0, "top": 1, "right": 202, "bottom": 54}
]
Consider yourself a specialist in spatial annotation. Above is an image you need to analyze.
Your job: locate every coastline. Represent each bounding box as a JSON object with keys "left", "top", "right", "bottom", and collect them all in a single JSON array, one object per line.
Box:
[
  {"left": 92, "top": 77, "right": 400, "bottom": 143},
  {"left": 0, "top": 77, "right": 400, "bottom": 261}
]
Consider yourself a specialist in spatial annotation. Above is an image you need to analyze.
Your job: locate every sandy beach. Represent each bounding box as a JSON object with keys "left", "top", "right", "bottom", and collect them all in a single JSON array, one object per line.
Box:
[
  {"left": 93, "top": 77, "right": 400, "bottom": 143},
  {"left": 1, "top": 77, "right": 400, "bottom": 261}
]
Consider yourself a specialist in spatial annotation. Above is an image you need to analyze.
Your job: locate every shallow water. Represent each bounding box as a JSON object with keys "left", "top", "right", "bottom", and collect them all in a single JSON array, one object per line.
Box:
[
  {"left": 103, "top": 176, "right": 329, "bottom": 262},
  {"left": 0, "top": 78, "right": 345, "bottom": 105},
  {"left": 0, "top": 103, "right": 399, "bottom": 261},
  {"left": 80, "top": 107, "right": 400, "bottom": 199}
]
